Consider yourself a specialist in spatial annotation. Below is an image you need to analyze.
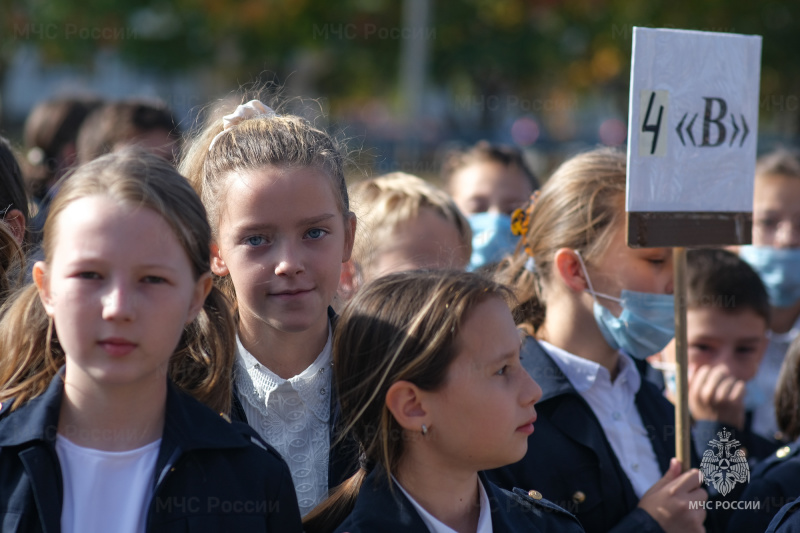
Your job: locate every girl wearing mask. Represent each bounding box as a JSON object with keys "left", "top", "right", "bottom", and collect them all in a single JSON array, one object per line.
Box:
[
  {"left": 488, "top": 147, "right": 707, "bottom": 533},
  {"left": 739, "top": 148, "right": 800, "bottom": 441}
]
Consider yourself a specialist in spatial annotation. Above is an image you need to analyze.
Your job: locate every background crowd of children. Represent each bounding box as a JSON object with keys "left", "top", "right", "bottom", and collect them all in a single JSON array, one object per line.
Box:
[{"left": 1, "top": 91, "right": 800, "bottom": 533}]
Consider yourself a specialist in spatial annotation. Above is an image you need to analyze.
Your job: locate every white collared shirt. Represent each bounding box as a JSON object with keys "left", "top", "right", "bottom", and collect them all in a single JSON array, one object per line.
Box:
[
  {"left": 394, "top": 476, "right": 493, "bottom": 533},
  {"left": 234, "top": 327, "right": 332, "bottom": 516},
  {"left": 540, "top": 340, "right": 661, "bottom": 498}
]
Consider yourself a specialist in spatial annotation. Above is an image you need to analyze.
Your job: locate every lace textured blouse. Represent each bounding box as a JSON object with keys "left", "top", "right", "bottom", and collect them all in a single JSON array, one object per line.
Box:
[{"left": 234, "top": 330, "right": 332, "bottom": 516}]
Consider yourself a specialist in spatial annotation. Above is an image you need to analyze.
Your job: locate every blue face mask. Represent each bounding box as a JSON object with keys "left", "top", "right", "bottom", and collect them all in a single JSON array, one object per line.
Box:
[
  {"left": 467, "top": 212, "right": 518, "bottom": 271},
  {"left": 575, "top": 251, "right": 675, "bottom": 359},
  {"left": 739, "top": 246, "right": 800, "bottom": 308}
]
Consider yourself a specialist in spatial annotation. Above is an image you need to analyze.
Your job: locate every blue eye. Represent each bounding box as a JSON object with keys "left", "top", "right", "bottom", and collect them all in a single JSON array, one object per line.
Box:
[
  {"left": 496, "top": 365, "right": 509, "bottom": 376},
  {"left": 245, "top": 236, "right": 267, "bottom": 246},
  {"left": 305, "top": 228, "right": 327, "bottom": 240}
]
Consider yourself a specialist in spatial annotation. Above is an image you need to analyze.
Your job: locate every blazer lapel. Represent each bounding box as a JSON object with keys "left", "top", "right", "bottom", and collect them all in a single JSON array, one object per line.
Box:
[
  {"left": 349, "top": 469, "right": 430, "bottom": 532},
  {"left": 19, "top": 446, "right": 62, "bottom": 533}
]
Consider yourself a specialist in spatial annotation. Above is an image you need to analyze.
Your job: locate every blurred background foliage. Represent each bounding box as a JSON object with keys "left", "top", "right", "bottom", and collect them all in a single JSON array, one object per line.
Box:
[{"left": 1, "top": 0, "right": 798, "bottom": 173}]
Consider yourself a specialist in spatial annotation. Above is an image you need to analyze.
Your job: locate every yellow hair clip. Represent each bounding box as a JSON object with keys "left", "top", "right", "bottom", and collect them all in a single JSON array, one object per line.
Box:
[
  {"left": 511, "top": 191, "right": 540, "bottom": 259},
  {"left": 511, "top": 191, "right": 540, "bottom": 238}
]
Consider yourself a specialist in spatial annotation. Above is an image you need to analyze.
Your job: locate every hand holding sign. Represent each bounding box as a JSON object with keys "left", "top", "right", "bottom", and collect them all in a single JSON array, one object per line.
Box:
[{"left": 626, "top": 27, "right": 762, "bottom": 475}]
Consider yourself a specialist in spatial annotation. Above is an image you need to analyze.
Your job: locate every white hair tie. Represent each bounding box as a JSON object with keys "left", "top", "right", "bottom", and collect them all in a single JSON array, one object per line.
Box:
[{"left": 208, "top": 100, "right": 277, "bottom": 152}]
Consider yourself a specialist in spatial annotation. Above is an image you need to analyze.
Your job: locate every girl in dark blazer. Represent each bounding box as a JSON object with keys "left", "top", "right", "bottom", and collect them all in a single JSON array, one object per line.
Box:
[
  {"left": 0, "top": 151, "right": 301, "bottom": 532},
  {"left": 488, "top": 147, "right": 707, "bottom": 533},
  {"left": 304, "top": 270, "right": 584, "bottom": 533}
]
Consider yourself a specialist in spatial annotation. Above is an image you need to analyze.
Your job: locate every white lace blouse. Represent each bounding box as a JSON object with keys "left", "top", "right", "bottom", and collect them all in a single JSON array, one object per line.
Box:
[{"left": 234, "top": 330, "right": 332, "bottom": 516}]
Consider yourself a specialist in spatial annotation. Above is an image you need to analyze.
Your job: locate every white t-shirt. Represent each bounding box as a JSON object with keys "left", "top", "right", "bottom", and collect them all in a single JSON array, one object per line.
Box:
[
  {"left": 394, "top": 476, "right": 493, "bottom": 533},
  {"left": 56, "top": 435, "right": 161, "bottom": 533}
]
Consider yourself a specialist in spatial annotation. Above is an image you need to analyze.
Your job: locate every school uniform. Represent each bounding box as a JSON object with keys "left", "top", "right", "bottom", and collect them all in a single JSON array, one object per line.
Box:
[
  {"left": 231, "top": 307, "right": 358, "bottom": 511},
  {"left": 0, "top": 370, "right": 303, "bottom": 532},
  {"left": 726, "top": 438, "right": 800, "bottom": 533},
  {"left": 694, "top": 415, "right": 780, "bottom": 471},
  {"left": 487, "top": 337, "right": 677, "bottom": 533},
  {"left": 767, "top": 493, "right": 800, "bottom": 532},
  {"left": 333, "top": 467, "right": 584, "bottom": 533}
]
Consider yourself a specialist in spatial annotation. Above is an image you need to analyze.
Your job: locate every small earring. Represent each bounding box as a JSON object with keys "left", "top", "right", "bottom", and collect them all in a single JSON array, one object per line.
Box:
[{"left": 421, "top": 424, "right": 428, "bottom": 436}]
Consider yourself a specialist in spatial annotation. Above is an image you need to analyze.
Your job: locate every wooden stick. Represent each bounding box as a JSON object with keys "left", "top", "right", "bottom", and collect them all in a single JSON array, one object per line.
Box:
[{"left": 673, "top": 247, "right": 691, "bottom": 472}]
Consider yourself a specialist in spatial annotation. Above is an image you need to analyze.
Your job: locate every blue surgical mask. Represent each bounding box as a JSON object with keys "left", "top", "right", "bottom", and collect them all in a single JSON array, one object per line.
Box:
[
  {"left": 467, "top": 212, "right": 518, "bottom": 271},
  {"left": 739, "top": 246, "right": 800, "bottom": 307},
  {"left": 575, "top": 251, "right": 675, "bottom": 359}
]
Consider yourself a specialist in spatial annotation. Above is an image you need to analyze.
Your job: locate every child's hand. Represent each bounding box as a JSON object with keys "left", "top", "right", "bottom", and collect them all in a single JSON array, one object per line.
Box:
[
  {"left": 638, "top": 458, "right": 707, "bottom": 533},
  {"left": 688, "top": 364, "right": 746, "bottom": 430}
]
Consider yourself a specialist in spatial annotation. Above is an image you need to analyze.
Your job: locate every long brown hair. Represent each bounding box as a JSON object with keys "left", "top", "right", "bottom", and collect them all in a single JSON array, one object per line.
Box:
[
  {"left": 0, "top": 150, "right": 236, "bottom": 414},
  {"left": 0, "top": 136, "right": 31, "bottom": 245},
  {"left": 494, "top": 147, "right": 626, "bottom": 335},
  {"left": 0, "top": 223, "right": 23, "bottom": 306},
  {"left": 303, "top": 270, "right": 513, "bottom": 533}
]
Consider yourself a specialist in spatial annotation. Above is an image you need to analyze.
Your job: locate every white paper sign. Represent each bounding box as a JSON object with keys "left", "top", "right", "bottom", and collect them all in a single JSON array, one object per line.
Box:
[{"left": 627, "top": 27, "right": 762, "bottom": 213}]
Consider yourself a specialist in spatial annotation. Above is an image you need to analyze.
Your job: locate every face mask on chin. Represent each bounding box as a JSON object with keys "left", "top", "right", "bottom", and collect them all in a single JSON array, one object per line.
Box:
[{"left": 574, "top": 250, "right": 675, "bottom": 360}]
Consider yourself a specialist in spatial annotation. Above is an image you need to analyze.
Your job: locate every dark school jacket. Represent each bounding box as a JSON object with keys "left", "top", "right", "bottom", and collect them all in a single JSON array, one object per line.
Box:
[
  {"left": 333, "top": 467, "right": 585, "bottom": 533},
  {"left": 0, "top": 372, "right": 302, "bottom": 533},
  {"left": 694, "top": 413, "right": 779, "bottom": 469},
  {"left": 487, "top": 337, "right": 678, "bottom": 533},
  {"left": 231, "top": 307, "right": 358, "bottom": 490},
  {"left": 767, "top": 493, "right": 800, "bottom": 532},
  {"left": 727, "top": 438, "right": 800, "bottom": 533}
]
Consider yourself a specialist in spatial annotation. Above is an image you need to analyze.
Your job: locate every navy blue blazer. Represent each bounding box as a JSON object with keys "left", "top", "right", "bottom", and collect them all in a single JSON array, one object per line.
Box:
[
  {"left": 487, "top": 337, "right": 678, "bottom": 533},
  {"left": 767, "top": 493, "right": 800, "bottom": 532},
  {"left": 333, "top": 467, "right": 584, "bottom": 532},
  {"left": 694, "top": 415, "right": 779, "bottom": 470},
  {"left": 726, "top": 438, "right": 800, "bottom": 533},
  {"left": 231, "top": 307, "right": 358, "bottom": 490},
  {"left": 0, "top": 371, "right": 302, "bottom": 532}
]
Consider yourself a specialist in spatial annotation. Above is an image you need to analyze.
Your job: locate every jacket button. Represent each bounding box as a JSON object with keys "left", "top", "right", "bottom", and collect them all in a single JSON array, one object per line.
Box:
[
  {"left": 572, "top": 491, "right": 586, "bottom": 504},
  {"left": 528, "top": 490, "right": 542, "bottom": 500},
  {"left": 777, "top": 446, "right": 792, "bottom": 459}
]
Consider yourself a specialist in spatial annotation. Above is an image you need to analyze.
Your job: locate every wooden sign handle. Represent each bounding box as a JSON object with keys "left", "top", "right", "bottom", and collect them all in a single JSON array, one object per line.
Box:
[{"left": 673, "top": 247, "right": 691, "bottom": 472}]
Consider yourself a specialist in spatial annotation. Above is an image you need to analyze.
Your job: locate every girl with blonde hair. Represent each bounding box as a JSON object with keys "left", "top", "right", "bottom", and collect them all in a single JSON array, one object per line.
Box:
[{"left": 180, "top": 98, "right": 357, "bottom": 515}]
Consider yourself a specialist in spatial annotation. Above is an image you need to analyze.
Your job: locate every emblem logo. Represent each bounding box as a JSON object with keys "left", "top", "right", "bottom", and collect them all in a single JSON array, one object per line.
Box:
[{"left": 700, "top": 428, "right": 750, "bottom": 496}]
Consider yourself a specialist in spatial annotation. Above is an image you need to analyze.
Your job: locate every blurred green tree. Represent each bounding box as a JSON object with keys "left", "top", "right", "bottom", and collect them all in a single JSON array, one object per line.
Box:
[{"left": 2, "top": 0, "right": 798, "bottom": 132}]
